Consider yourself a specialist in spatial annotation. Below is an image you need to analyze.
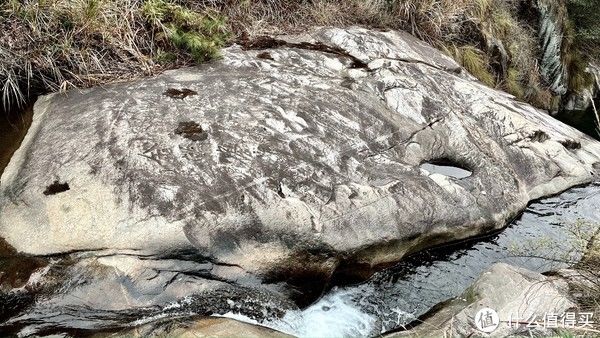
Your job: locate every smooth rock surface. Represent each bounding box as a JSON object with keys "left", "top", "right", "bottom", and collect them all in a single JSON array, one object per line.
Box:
[
  {"left": 95, "top": 317, "right": 293, "bottom": 338},
  {"left": 0, "top": 251, "right": 296, "bottom": 335},
  {"left": 388, "top": 263, "right": 578, "bottom": 337},
  {"left": 2, "top": 26, "right": 600, "bottom": 292}
]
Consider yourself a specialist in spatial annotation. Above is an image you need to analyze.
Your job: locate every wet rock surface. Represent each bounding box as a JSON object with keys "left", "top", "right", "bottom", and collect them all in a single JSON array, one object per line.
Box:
[
  {"left": 2, "top": 27, "right": 600, "bottom": 334},
  {"left": 388, "top": 263, "right": 578, "bottom": 338}
]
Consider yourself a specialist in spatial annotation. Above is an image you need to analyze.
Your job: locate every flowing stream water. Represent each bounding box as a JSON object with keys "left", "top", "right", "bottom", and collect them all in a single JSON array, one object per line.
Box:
[{"left": 221, "top": 183, "right": 600, "bottom": 337}]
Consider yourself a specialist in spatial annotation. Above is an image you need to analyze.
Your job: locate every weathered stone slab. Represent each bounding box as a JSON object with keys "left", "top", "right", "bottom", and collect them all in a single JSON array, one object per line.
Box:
[{"left": 2, "top": 27, "right": 600, "bottom": 285}]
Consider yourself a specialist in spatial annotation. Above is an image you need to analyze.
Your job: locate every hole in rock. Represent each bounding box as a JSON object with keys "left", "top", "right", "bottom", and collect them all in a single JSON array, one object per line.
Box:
[
  {"left": 175, "top": 121, "right": 208, "bottom": 141},
  {"left": 419, "top": 158, "right": 472, "bottom": 179},
  {"left": 256, "top": 52, "right": 274, "bottom": 60},
  {"left": 163, "top": 88, "right": 197, "bottom": 99},
  {"left": 43, "top": 181, "right": 70, "bottom": 196},
  {"left": 560, "top": 139, "right": 582, "bottom": 150}
]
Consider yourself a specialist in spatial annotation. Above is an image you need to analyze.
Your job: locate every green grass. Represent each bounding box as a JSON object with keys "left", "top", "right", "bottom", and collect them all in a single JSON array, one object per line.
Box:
[
  {"left": 505, "top": 67, "right": 525, "bottom": 99},
  {"left": 455, "top": 45, "right": 497, "bottom": 87},
  {"left": 142, "top": 0, "right": 229, "bottom": 63}
]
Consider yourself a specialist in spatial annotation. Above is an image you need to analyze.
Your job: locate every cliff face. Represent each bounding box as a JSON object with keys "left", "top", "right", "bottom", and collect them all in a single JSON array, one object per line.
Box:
[
  {"left": 538, "top": 0, "right": 569, "bottom": 96},
  {"left": 2, "top": 27, "right": 600, "bottom": 334}
]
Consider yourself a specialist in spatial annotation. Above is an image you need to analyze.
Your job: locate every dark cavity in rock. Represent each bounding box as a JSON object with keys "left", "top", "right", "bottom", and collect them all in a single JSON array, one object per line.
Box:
[
  {"left": 239, "top": 36, "right": 368, "bottom": 69},
  {"left": 420, "top": 158, "right": 472, "bottom": 179},
  {"left": 529, "top": 130, "right": 550, "bottom": 142},
  {"left": 164, "top": 88, "right": 198, "bottom": 100},
  {"left": 277, "top": 183, "right": 286, "bottom": 198},
  {"left": 256, "top": 52, "right": 274, "bottom": 61},
  {"left": 561, "top": 139, "right": 582, "bottom": 150},
  {"left": 43, "top": 181, "right": 70, "bottom": 196},
  {"left": 175, "top": 121, "right": 208, "bottom": 141}
]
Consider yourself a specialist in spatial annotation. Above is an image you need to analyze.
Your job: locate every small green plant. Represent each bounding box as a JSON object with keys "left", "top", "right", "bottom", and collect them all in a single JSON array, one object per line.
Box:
[
  {"left": 457, "top": 46, "right": 496, "bottom": 87},
  {"left": 505, "top": 67, "right": 525, "bottom": 99},
  {"left": 142, "top": 0, "right": 230, "bottom": 63}
]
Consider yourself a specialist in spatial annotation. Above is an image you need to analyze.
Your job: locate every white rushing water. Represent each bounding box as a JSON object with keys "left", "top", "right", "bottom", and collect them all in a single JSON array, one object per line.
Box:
[{"left": 220, "top": 286, "right": 396, "bottom": 337}]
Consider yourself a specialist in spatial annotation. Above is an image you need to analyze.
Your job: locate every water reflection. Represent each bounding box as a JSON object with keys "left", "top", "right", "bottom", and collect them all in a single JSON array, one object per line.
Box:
[{"left": 262, "top": 183, "right": 600, "bottom": 336}]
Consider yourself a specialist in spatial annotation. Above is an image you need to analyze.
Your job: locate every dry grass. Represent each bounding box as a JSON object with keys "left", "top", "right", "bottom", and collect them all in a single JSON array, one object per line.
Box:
[
  {"left": 162, "top": 0, "right": 568, "bottom": 111},
  {"left": 0, "top": 0, "right": 592, "bottom": 112},
  {"left": 0, "top": 0, "right": 228, "bottom": 110}
]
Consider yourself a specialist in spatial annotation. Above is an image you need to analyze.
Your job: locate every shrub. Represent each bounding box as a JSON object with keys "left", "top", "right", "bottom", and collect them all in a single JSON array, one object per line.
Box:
[
  {"left": 142, "top": 0, "right": 229, "bottom": 63},
  {"left": 567, "top": 0, "right": 600, "bottom": 58}
]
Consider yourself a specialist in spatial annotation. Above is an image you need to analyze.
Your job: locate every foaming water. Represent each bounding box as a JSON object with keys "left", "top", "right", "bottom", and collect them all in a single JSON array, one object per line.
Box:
[{"left": 239, "top": 183, "right": 600, "bottom": 337}]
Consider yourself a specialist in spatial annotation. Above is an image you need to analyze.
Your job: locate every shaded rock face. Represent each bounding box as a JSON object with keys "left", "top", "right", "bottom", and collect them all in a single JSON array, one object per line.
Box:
[
  {"left": 565, "top": 62, "right": 600, "bottom": 112},
  {"left": 537, "top": 0, "right": 569, "bottom": 96},
  {"left": 1, "top": 27, "right": 600, "bottom": 325},
  {"left": 0, "top": 251, "right": 296, "bottom": 335},
  {"left": 389, "top": 263, "right": 577, "bottom": 337}
]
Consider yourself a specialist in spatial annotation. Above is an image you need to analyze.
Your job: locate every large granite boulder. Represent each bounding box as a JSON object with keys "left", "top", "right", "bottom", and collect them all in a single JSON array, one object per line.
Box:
[
  {"left": 2, "top": 26, "right": 600, "bottom": 311},
  {"left": 95, "top": 317, "right": 293, "bottom": 338}
]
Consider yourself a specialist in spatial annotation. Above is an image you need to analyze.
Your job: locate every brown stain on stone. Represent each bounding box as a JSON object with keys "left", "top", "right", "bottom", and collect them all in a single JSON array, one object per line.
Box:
[
  {"left": 175, "top": 121, "right": 208, "bottom": 141},
  {"left": 164, "top": 88, "right": 198, "bottom": 100}
]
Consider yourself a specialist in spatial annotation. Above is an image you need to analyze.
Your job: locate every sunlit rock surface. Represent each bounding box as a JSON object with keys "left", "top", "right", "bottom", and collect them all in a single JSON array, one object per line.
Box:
[
  {"left": 1, "top": 27, "right": 600, "bottom": 333},
  {"left": 388, "top": 263, "right": 576, "bottom": 337},
  {"left": 99, "top": 317, "right": 292, "bottom": 338}
]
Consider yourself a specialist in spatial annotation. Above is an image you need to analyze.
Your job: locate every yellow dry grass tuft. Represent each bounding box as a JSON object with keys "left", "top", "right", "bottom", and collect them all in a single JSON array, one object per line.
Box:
[
  {"left": 2, "top": 0, "right": 592, "bottom": 112},
  {"left": 0, "top": 0, "right": 229, "bottom": 109}
]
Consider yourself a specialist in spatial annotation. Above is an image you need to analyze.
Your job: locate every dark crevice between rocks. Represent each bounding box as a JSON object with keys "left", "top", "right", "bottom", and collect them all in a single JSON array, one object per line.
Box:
[
  {"left": 555, "top": 95, "right": 600, "bottom": 141},
  {"left": 329, "top": 223, "right": 498, "bottom": 288},
  {"left": 261, "top": 250, "right": 339, "bottom": 308},
  {"left": 163, "top": 88, "right": 198, "bottom": 100},
  {"left": 419, "top": 157, "right": 473, "bottom": 179},
  {"left": 0, "top": 102, "right": 34, "bottom": 181},
  {"left": 239, "top": 36, "right": 369, "bottom": 69},
  {"left": 277, "top": 183, "right": 286, "bottom": 198},
  {"left": 43, "top": 181, "right": 70, "bottom": 196}
]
